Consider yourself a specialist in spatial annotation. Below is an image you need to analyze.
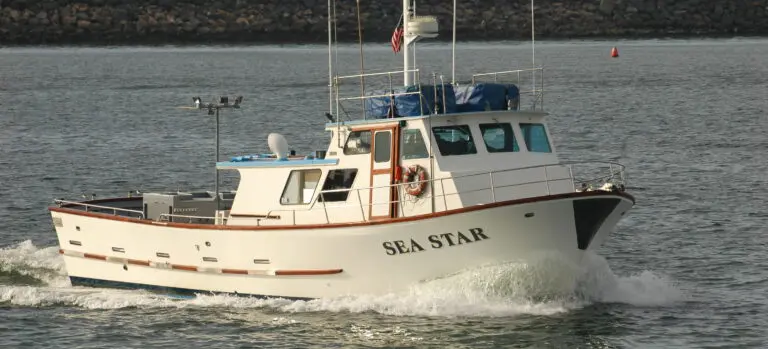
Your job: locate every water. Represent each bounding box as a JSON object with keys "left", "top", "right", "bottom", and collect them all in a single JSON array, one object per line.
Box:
[{"left": 0, "top": 38, "right": 767, "bottom": 348}]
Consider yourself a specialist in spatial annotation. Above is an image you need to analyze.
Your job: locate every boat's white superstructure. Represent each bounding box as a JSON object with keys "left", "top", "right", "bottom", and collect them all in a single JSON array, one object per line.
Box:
[{"left": 48, "top": 0, "right": 634, "bottom": 299}]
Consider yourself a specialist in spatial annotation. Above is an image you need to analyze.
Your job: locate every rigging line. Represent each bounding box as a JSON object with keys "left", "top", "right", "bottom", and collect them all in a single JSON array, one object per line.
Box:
[
  {"left": 356, "top": 0, "right": 366, "bottom": 118},
  {"left": 333, "top": 0, "right": 340, "bottom": 121}
]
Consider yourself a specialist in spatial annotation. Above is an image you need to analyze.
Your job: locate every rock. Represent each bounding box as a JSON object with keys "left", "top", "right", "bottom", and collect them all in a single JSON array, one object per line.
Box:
[
  {"left": 76, "top": 19, "right": 90, "bottom": 29},
  {"left": 600, "top": 0, "right": 615, "bottom": 14},
  {"left": 236, "top": 17, "right": 249, "bottom": 26}
]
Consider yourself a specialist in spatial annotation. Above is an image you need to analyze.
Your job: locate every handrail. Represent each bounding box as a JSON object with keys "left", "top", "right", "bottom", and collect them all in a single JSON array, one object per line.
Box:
[
  {"left": 53, "top": 199, "right": 145, "bottom": 218},
  {"left": 157, "top": 213, "right": 221, "bottom": 223},
  {"left": 256, "top": 161, "right": 626, "bottom": 226},
  {"left": 335, "top": 69, "right": 420, "bottom": 81},
  {"left": 337, "top": 90, "right": 423, "bottom": 102},
  {"left": 471, "top": 67, "right": 543, "bottom": 80}
]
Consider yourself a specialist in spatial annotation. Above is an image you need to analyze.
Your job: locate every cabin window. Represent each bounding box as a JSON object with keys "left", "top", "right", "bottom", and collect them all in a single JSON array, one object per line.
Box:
[
  {"left": 280, "top": 169, "right": 321, "bottom": 205},
  {"left": 479, "top": 123, "right": 519, "bottom": 153},
  {"left": 318, "top": 169, "right": 358, "bottom": 202},
  {"left": 401, "top": 129, "right": 429, "bottom": 159},
  {"left": 374, "top": 131, "right": 391, "bottom": 163},
  {"left": 431, "top": 125, "right": 477, "bottom": 156},
  {"left": 520, "top": 123, "right": 552, "bottom": 153},
  {"left": 344, "top": 130, "right": 372, "bottom": 155}
]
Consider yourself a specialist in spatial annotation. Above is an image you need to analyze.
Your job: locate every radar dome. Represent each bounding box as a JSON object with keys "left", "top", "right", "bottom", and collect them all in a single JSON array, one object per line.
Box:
[{"left": 268, "top": 133, "right": 291, "bottom": 160}]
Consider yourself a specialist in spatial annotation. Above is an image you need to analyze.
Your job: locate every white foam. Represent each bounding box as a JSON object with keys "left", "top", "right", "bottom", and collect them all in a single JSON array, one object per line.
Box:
[
  {"left": 0, "top": 241, "right": 686, "bottom": 315},
  {"left": 0, "top": 240, "right": 69, "bottom": 287}
]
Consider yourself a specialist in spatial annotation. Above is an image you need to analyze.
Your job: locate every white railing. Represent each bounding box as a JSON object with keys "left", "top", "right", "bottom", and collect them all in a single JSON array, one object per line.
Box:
[
  {"left": 261, "top": 161, "right": 627, "bottom": 226},
  {"left": 333, "top": 69, "right": 424, "bottom": 121},
  {"left": 54, "top": 162, "right": 624, "bottom": 226},
  {"left": 54, "top": 199, "right": 145, "bottom": 219},
  {"left": 471, "top": 67, "right": 544, "bottom": 111},
  {"left": 331, "top": 67, "right": 546, "bottom": 121},
  {"left": 157, "top": 211, "right": 231, "bottom": 224}
]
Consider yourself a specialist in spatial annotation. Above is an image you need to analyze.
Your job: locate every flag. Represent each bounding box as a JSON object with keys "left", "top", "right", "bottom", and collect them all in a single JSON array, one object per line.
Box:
[{"left": 391, "top": 27, "right": 404, "bottom": 53}]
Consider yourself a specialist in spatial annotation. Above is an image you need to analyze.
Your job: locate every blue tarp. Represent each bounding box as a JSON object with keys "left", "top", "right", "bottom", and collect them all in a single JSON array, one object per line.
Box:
[
  {"left": 454, "top": 83, "right": 520, "bottom": 113},
  {"left": 364, "top": 84, "right": 457, "bottom": 118}
]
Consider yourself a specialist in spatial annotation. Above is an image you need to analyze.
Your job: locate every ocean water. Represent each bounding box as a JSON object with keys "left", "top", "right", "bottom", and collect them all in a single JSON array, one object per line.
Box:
[{"left": 0, "top": 38, "right": 767, "bottom": 348}]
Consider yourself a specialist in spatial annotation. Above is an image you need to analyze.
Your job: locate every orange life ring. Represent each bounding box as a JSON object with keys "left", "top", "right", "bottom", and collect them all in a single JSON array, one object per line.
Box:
[{"left": 402, "top": 165, "right": 428, "bottom": 197}]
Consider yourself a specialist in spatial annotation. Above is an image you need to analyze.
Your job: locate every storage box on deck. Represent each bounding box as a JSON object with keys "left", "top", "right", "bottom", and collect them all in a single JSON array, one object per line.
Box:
[
  {"left": 364, "top": 84, "right": 457, "bottom": 118},
  {"left": 454, "top": 83, "right": 520, "bottom": 112}
]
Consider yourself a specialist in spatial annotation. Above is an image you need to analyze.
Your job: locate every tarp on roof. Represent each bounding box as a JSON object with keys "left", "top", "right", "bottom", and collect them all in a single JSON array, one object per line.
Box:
[
  {"left": 454, "top": 83, "right": 520, "bottom": 113},
  {"left": 364, "top": 84, "right": 457, "bottom": 118}
]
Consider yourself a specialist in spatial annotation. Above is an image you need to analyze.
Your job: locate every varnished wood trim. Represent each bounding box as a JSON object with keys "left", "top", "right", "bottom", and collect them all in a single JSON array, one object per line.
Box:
[
  {"left": 371, "top": 168, "right": 391, "bottom": 175},
  {"left": 50, "top": 190, "right": 635, "bottom": 231},
  {"left": 221, "top": 269, "right": 249, "bottom": 275},
  {"left": 127, "top": 259, "right": 151, "bottom": 266},
  {"left": 59, "top": 248, "right": 343, "bottom": 278},
  {"left": 274, "top": 269, "right": 344, "bottom": 276},
  {"left": 350, "top": 125, "right": 399, "bottom": 132},
  {"left": 171, "top": 264, "right": 197, "bottom": 271}
]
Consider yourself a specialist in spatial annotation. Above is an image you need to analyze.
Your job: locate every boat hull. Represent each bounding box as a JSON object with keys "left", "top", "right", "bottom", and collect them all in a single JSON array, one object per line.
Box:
[{"left": 50, "top": 191, "right": 633, "bottom": 299}]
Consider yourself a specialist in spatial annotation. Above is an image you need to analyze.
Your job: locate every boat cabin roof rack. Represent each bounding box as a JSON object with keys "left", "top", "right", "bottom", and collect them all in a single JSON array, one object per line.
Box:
[{"left": 329, "top": 66, "right": 545, "bottom": 123}]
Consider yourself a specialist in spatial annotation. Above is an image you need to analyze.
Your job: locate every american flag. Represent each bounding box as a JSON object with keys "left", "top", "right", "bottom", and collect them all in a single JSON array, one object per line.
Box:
[{"left": 391, "top": 27, "right": 404, "bottom": 53}]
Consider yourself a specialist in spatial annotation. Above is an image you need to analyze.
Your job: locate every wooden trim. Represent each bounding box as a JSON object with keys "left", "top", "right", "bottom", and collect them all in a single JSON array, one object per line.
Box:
[
  {"left": 127, "top": 259, "right": 151, "bottom": 266},
  {"left": 371, "top": 168, "right": 391, "bottom": 175},
  {"left": 274, "top": 269, "right": 343, "bottom": 276},
  {"left": 350, "top": 125, "right": 399, "bottom": 132},
  {"left": 50, "top": 190, "right": 635, "bottom": 231},
  {"left": 222, "top": 269, "right": 249, "bottom": 275},
  {"left": 83, "top": 253, "right": 107, "bottom": 260},
  {"left": 368, "top": 126, "right": 399, "bottom": 219},
  {"left": 171, "top": 264, "right": 197, "bottom": 271},
  {"left": 59, "top": 248, "right": 344, "bottom": 278},
  {"left": 391, "top": 124, "right": 402, "bottom": 218}
]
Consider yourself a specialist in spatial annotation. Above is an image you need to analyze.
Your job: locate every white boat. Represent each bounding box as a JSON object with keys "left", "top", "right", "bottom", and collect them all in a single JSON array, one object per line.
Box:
[{"left": 48, "top": 0, "right": 634, "bottom": 300}]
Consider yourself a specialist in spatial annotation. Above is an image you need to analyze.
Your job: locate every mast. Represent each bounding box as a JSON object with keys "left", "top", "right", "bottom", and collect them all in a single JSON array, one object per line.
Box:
[{"left": 403, "top": 0, "right": 412, "bottom": 86}]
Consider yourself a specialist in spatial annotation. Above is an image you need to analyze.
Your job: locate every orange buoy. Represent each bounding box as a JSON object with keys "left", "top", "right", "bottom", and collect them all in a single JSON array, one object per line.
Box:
[{"left": 611, "top": 46, "right": 619, "bottom": 58}]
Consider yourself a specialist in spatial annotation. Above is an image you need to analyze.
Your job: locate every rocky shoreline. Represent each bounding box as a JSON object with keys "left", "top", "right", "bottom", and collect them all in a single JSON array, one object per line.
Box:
[{"left": 1, "top": 0, "right": 766, "bottom": 45}]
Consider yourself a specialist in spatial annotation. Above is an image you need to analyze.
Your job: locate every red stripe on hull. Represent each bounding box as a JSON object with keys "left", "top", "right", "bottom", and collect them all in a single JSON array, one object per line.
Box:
[{"left": 83, "top": 253, "right": 107, "bottom": 260}]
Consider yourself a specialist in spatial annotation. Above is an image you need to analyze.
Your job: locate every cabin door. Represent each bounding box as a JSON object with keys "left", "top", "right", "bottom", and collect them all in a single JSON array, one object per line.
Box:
[{"left": 369, "top": 126, "right": 400, "bottom": 219}]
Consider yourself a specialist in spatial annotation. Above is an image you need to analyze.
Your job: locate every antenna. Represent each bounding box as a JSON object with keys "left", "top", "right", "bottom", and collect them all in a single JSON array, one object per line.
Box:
[
  {"left": 178, "top": 96, "right": 244, "bottom": 220},
  {"left": 531, "top": 0, "right": 536, "bottom": 105},
  {"left": 451, "top": 0, "right": 457, "bottom": 84},
  {"left": 356, "top": 0, "right": 366, "bottom": 113},
  {"left": 327, "top": 0, "right": 333, "bottom": 115}
]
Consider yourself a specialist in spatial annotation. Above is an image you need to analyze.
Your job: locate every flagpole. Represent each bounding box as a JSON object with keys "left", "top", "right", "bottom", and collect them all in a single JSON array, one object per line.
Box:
[{"left": 403, "top": 0, "right": 411, "bottom": 86}]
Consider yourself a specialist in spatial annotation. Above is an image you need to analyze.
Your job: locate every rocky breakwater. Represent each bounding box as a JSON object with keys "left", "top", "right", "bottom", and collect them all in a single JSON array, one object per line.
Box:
[{"left": 0, "top": 0, "right": 767, "bottom": 45}]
